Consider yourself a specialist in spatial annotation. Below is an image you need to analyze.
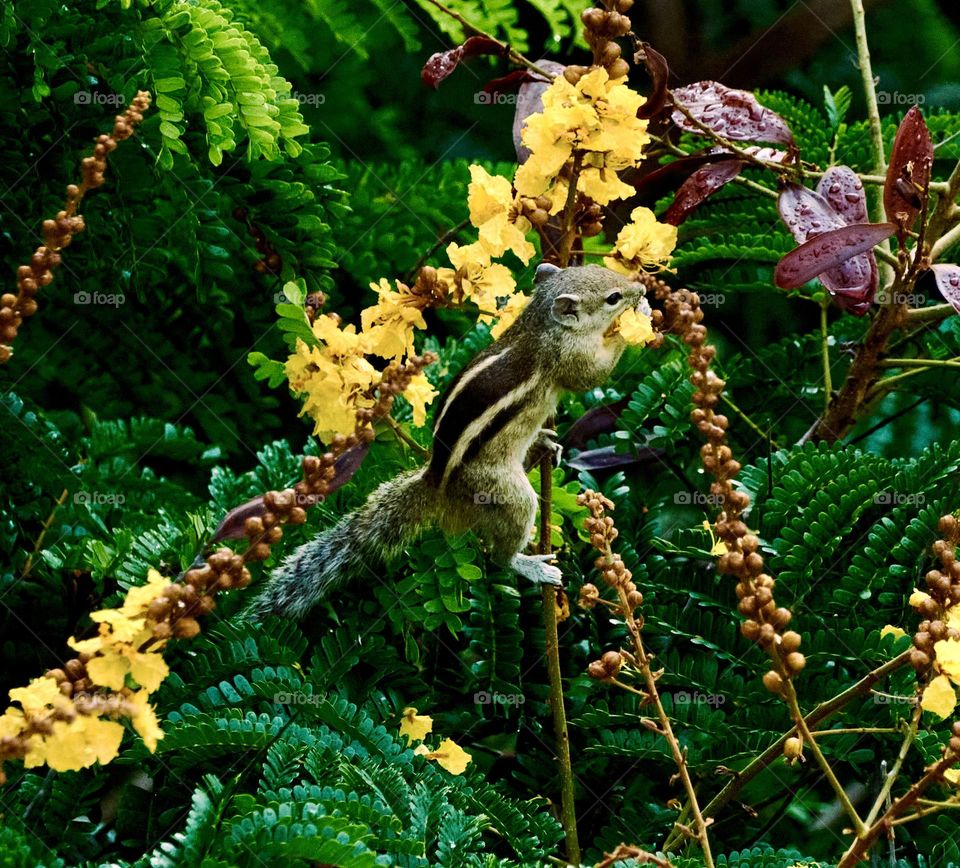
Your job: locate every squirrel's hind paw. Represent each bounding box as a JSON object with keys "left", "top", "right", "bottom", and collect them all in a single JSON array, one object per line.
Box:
[{"left": 510, "top": 552, "right": 563, "bottom": 587}]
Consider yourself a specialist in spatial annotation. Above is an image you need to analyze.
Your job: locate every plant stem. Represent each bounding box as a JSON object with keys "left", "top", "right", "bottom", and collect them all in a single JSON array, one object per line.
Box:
[
  {"left": 878, "top": 356, "right": 960, "bottom": 369},
  {"left": 904, "top": 303, "right": 957, "bottom": 325},
  {"left": 383, "top": 415, "right": 430, "bottom": 457},
  {"left": 555, "top": 152, "right": 584, "bottom": 266},
  {"left": 864, "top": 707, "right": 919, "bottom": 827},
  {"left": 820, "top": 300, "right": 833, "bottom": 411},
  {"left": 782, "top": 678, "right": 865, "bottom": 834},
  {"left": 838, "top": 751, "right": 960, "bottom": 866},
  {"left": 21, "top": 487, "right": 69, "bottom": 579},
  {"left": 539, "top": 455, "right": 580, "bottom": 865},
  {"left": 720, "top": 394, "right": 782, "bottom": 450},
  {"left": 664, "top": 649, "right": 912, "bottom": 851},
  {"left": 419, "top": 0, "right": 559, "bottom": 79},
  {"left": 849, "top": 0, "right": 886, "bottom": 200},
  {"left": 404, "top": 217, "right": 470, "bottom": 284},
  {"left": 809, "top": 727, "right": 899, "bottom": 737}
]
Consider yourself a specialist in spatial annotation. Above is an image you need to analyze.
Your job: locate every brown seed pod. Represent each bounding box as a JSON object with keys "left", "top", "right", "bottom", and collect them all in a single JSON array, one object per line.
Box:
[
  {"left": 784, "top": 736, "right": 802, "bottom": 759},
  {"left": 762, "top": 670, "right": 784, "bottom": 693}
]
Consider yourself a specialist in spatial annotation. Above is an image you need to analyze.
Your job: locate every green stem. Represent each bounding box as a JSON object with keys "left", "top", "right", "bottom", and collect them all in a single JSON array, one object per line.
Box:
[
  {"left": 820, "top": 300, "right": 833, "bottom": 412},
  {"left": 878, "top": 356, "right": 960, "bottom": 369}
]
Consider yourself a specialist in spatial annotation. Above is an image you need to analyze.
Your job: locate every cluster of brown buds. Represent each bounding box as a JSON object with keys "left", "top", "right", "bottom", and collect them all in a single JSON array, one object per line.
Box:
[
  {"left": 1, "top": 91, "right": 151, "bottom": 364},
  {"left": 578, "top": 489, "right": 648, "bottom": 684},
  {"left": 233, "top": 208, "right": 283, "bottom": 276},
  {"left": 518, "top": 195, "right": 555, "bottom": 229},
  {"left": 566, "top": 0, "right": 633, "bottom": 82},
  {"left": 639, "top": 273, "right": 805, "bottom": 692},
  {"left": 910, "top": 514, "right": 960, "bottom": 671}
]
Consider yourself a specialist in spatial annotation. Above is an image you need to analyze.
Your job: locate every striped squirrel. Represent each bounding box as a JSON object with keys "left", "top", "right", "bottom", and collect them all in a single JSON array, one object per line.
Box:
[{"left": 247, "top": 263, "right": 648, "bottom": 620}]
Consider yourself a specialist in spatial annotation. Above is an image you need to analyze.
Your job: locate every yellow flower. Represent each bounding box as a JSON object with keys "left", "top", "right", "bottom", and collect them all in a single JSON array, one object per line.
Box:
[
  {"left": 605, "top": 206, "right": 677, "bottom": 276},
  {"left": 702, "top": 520, "right": 728, "bottom": 556},
  {"left": 443, "top": 244, "right": 517, "bottom": 313},
  {"left": 9, "top": 676, "right": 71, "bottom": 715},
  {"left": 909, "top": 588, "right": 932, "bottom": 608},
  {"left": 361, "top": 278, "right": 429, "bottom": 361},
  {"left": 614, "top": 308, "right": 655, "bottom": 346},
  {"left": 70, "top": 627, "right": 169, "bottom": 693},
  {"left": 514, "top": 67, "right": 650, "bottom": 207},
  {"left": 27, "top": 715, "right": 125, "bottom": 772},
  {"left": 285, "top": 319, "right": 381, "bottom": 442},
  {"left": 415, "top": 738, "right": 473, "bottom": 775},
  {"left": 403, "top": 374, "right": 438, "bottom": 428},
  {"left": 399, "top": 707, "right": 433, "bottom": 742},
  {"left": 935, "top": 637, "right": 960, "bottom": 683},
  {"left": 921, "top": 673, "right": 957, "bottom": 718},
  {"left": 127, "top": 689, "right": 164, "bottom": 752},
  {"left": 880, "top": 625, "right": 907, "bottom": 640},
  {"left": 489, "top": 293, "right": 530, "bottom": 340},
  {"left": 466, "top": 165, "right": 535, "bottom": 264}
]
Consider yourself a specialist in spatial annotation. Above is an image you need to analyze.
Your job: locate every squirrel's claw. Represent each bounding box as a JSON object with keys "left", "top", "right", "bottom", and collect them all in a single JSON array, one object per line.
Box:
[
  {"left": 535, "top": 428, "right": 563, "bottom": 466},
  {"left": 510, "top": 552, "right": 563, "bottom": 587}
]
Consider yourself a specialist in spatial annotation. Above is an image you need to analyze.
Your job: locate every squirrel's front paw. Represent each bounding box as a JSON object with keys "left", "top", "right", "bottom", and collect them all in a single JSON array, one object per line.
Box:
[
  {"left": 535, "top": 428, "right": 563, "bottom": 466},
  {"left": 510, "top": 552, "right": 563, "bottom": 587}
]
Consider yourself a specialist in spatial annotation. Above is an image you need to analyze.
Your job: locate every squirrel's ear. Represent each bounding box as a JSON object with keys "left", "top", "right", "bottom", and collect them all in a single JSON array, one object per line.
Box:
[
  {"left": 551, "top": 293, "right": 581, "bottom": 326},
  {"left": 535, "top": 263, "right": 562, "bottom": 284}
]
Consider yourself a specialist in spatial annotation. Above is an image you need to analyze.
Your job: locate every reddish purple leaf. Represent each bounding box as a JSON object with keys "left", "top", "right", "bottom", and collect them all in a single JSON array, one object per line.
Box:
[
  {"left": 884, "top": 106, "right": 933, "bottom": 235},
  {"left": 671, "top": 81, "right": 794, "bottom": 145},
  {"left": 564, "top": 399, "right": 628, "bottom": 449},
  {"left": 931, "top": 264, "right": 960, "bottom": 314},
  {"left": 778, "top": 183, "right": 846, "bottom": 244},
  {"left": 664, "top": 159, "right": 745, "bottom": 225},
  {"left": 483, "top": 69, "right": 538, "bottom": 96},
  {"left": 421, "top": 36, "right": 504, "bottom": 89},
  {"left": 634, "top": 42, "right": 670, "bottom": 120},
  {"left": 211, "top": 443, "right": 371, "bottom": 542},
  {"left": 775, "top": 222, "right": 895, "bottom": 290},
  {"left": 816, "top": 166, "right": 868, "bottom": 225},
  {"left": 512, "top": 60, "right": 564, "bottom": 163},
  {"left": 821, "top": 254, "right": 878, "bottom": 316},
  {"left": 742, "top": 146, "right": 789, "bottom": 163},
  {"left": 566, "top": 445, "right": 665, "bottom": 473}
]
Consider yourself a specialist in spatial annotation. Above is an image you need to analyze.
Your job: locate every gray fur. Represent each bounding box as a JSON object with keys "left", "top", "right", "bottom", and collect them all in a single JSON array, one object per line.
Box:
[{"left": 246, "top": 265, "right": 646, "bottom": 620}]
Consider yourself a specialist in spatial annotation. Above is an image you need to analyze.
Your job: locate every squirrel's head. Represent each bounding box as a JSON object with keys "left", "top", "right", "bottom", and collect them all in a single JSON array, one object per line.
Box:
[{"left": 531, "top": 263, "right": 648, "bottom": 339}]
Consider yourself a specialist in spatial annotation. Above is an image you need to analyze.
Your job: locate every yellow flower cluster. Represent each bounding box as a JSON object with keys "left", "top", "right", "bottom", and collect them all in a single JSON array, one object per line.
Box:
[
  {"left": 515, "top": 67, "right": 650, "bottom": 212},
  {"left": 605, "top": 205, "right": 678, "bottom": 277},
  {"left": 0, "top": 569, "right": 171, "bottom": 772},
  {"left": 911, "top": 588, "right": 960, "bottom": 718},
  {"left": 286, "top": 66, "right": 674, "bottom": 440}
]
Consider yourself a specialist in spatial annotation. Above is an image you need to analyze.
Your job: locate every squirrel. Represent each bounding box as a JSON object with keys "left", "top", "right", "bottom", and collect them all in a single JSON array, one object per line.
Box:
[{"left": 246, "top": 263, "right": 648, "bottom": 621}]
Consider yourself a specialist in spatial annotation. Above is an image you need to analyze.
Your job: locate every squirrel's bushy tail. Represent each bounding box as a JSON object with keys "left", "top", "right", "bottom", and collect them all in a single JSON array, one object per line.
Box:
[{"left": 245, "top": 468, "right": 432, "bottom": 621}]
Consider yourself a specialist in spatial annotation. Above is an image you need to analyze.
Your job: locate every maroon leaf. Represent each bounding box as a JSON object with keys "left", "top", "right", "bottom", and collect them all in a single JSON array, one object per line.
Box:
[
  {"left": 883, "top": 106, "right": 933, "bottom": 236},
  {"left": 566, "top": 445, "right": 665, "bottom": 473},
  {"left": 671, "top": 81, "right": 794, "bottom": 145},
  {"left": 512, "top": 60, "right": 565, "bottom": 163},
  {"left": 564, "top": 399, "right": 628, "bottom": 449},
  {"left": 778, "top": 183, "right": 846, "bottom": 244},
  {"left": 821, "top": 255, "right": 878, "bottom": 317},
  {"left": 211, "top": 443, "right": 371, "bottom": 542},
  {"left": 421, "top": 36, "right": 504, "bottom": 89},
  {"left": 664, "top": 159, "right": 745, "bottom": 225},
  {"left": 629, "top": 148, "right": 733, "bottom": 199},
  {"left": 775, "top": 222, "right": 896, "bottom": 290},
  {"left": 931, "top": 264, "right": 960, "bottom": 314},
  {"left": 634, "top": 42, "right": 670, "bottom": 120},
  {"left": 816, "top": 166, "right": 868, "bottom": 225},
  {"left": 483, "top": 69, "right": 538, "bottom": 96}
]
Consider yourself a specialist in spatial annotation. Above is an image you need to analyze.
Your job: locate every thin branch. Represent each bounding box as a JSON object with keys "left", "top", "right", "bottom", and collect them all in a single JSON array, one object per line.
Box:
[{"left": 820, "top": 301, "right": 833, "bottom": 412}]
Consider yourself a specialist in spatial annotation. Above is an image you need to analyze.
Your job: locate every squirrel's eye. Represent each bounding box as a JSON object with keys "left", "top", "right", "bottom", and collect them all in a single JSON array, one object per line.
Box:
[{"left": 605, "top": 291, "right": 623, "bottom": 306}]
